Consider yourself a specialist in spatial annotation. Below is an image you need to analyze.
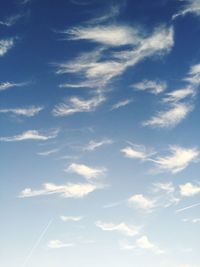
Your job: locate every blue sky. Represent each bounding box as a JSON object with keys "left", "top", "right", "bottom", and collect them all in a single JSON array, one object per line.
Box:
[{"left": 1, "top": 0, "right": 200, "bottom": 266}]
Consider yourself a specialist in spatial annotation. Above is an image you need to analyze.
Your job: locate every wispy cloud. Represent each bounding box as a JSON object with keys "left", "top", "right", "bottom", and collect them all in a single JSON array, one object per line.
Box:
[
  {"left": 53, "top": 94, "right": 105, "bottom": 116},
  {"left": 47, "top": 240, "right": 74, "bottom": 249},
  {"left": 128, "top": 194, "right": 156, "bottom": 212},
  {"left": 60, "top": 216, "right": 83, "bottom": 222},
  {"left": 173, "top": 0, "right": 200, "bottom": 19},
  {"left": 143, "top": 63, "right": 199, "bottom": 129},
  {"left": 88, "top": 4, "right": 122, "bottom": 24},
  {"left": 185, "top": 63, "right": 200, "bottom": 85},
  {"left": 176, "top": 202, "right": 200, "bottom": 213},
  {"left": 121, "top": 143, "right": 155, "bottom": 160},
  {"left": 143, "top": 102, "right": 193, "bottom": 128},
  {"left": 132, "top": 80, "right": 167, "bottom": 94},
  {"left": 135, "top": 235, "right": 164, "bottom": 254},
  {"left": 0, "top": 106, "right": 43, "bottom": 117},
  {"left": 65, "top": 25, "right": 142, "bottom": 46},
  {"left": 0, "top": 39, "right": 15, "bottom": 56},
  {"left": 37, "top": 148, "right": 59, "bottom": 156},
  {"left": 0, "top": 81, "right": 26, "bottom": 92},
  {"left": 153, "top": 182, "right": 175, "bottom": 194},
  {"left": 179, "top": 182, "right": 200, "bottom": 197},
  {"left": 120, "top": 235, "right": 164, "bottom": 254},
  {"left": 84, "top": 139, "right": 113, "bottom": 151},
  {"left": 110, "top": 99, "right": 133, "bottom": 110},
  {"left": 19, "top": 182, "right": 102, "bottom": 198},
  {"left": 151, "top": 146, "right": 199, "bottom": 173},
  {"left": 163, "top": 87, "right": 196, "bottom": 103},
  {"left": 96, "top": 221, "right": 140, "bottom": 237},
  {"left": 56, "top": 26, "right": 173, "bottom": 90},
  {"left": 66, "top": 163, "right": 106, "bottom": 180},
  {"left": 0, "top": 14, "right": 23, "bottom": 27},
  {"left": 0, "top": 129, "right": 59, "bottom": 142}
]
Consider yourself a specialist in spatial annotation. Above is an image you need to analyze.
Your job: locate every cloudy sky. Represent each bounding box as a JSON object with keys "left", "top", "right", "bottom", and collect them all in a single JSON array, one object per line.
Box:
[{"left": 1, "top": 0, "right": 200, "bottom": 266}]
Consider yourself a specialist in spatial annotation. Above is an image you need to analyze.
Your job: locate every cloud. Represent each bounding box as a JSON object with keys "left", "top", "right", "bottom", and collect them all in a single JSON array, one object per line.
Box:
[
  {"left": 56, "top": 26, "right": 173, "bottom": 90},
  {"left": 66, "top": 163, "right": 106, "bottom": 180},
  {"left": 0, "top": 106, "right": 44, "bottom": 117},
  {"left": 53, "top": 94, "right": 105, "bottom": 116},
  {"left": 0, "top": 81, "right": 26, "bottom": 92},
  {"left": 37, "top": 148, "right": 60, "bottom": 156},
  {"left": 152, "top": 146, "right": 199, "bottom": 173},
  {"left": 0, "top": 129, "right": 59, "bottom": 142},
  {"left": 19, "top": 0, "right": 32, "bottom": 4},
  {"left": 180, "top": 182, "right": 200, "bottom": 197},
  {"left": 163, "top": 87, "right": 196, "bottom": 103},
  {"left": 153, "top": 182, "right": 175, "bottom": 194},
  {"left": 65, "top": 25, "right": 142, "bottom": 46},
  {"left": 19, "top": 182, "right": 102, "bottom": 198},
  {"left": 132, "top": 80, "right": 167, "bottom": 94},
  {"left": 120, "top": 235, "right": 164, "bottom": 254},
  {"left": 110, "top": 99, "right": 133, "bottom": 110},
  {"left": 143, "top": 103, "right": 193, "bottom": 128},
  {"left": 0, "top": 14, "right": 23, "bottom": 27},
  {"left": 121, "top": 143, "right": 155, "bottom": 160},
  {"left": 84, "top": 139, "right": 113, "bottom": 151},
  {"left": 60, "top": 216, "right": 83, "bottom": 222},
  {"left": 183, "top": 217, "right": 200, "bottom": 223},
  {"left": 47, "top": 240, "right": 74, "bottom": 249},
  {"left": 128, "top": 194, "right": 156, "bottom": 212},
  {"left": 88, "top": 4, "right": 122, "bottom": 24},
  {"left": 96, "top": 221, "right": 140, "bottom": 237},
  {"left": 143, "top": 62, "right": 200, "bottom": 129},
  {"left": 135, "top": 235, "right": 164, "bottom": 254},
  {"left": 173, "top": 0, "right": 200, "bottom": 19},
  {"left": 0, "top": 39, "right": 15, "bottom": 56},
  {"left": 185, "top": 63, "right": 200, "bottom": 85}
]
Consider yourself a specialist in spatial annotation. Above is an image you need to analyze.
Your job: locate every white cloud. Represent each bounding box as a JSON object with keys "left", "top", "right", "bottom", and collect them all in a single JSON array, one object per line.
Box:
[
  {"left": 133, "top": 80, "right": 167, "bottom": 94},
  {"left": 185, "top": 63, "right": 200, "bottom": 85},
  {"left": 173, "top": 0, "right": 200, "bottom": 19},
  {"left": 0, "top": 106, "right": 44, "bottom": 117},
  {"left": 65, "top": 25, "right": 142, "bottom": 46},
  {"left": 153, "top": 182, "right": 175, "bottom": 194},
  {"left": 120, "top": 235, "right": 164, "bottom": 254},
  {"left": 0, "top": 81, "right": 26, "bottom": 92},
  {"left": 19, "top": 182, "right": 102, "bottom": 198},
  {"left": 47, "top": 240, "right": 74, "bottom": 249},
  {"left": 0, "top": 39, "right": 15, "bottom": 56},
  {"left": 176, "top": 202, "right": 200, "bottom": 213},
  {"left": 111, "top": 99, "right": 133, "bottom": 110},
  {"left": 128, "top": 194, "right": 156, "bottom": 212},
  {"left": 163, "top": 87, "right": 196, "bottom": 103},
  {"left": 143, "top": 103, "right": 193, "bottom": 128},
  {"left": 60, "top": 216, "right": 82, "bottom": 222},
  {"left": 152, "top": 146, "right": 199, "bottom": 173},
  {"left": 136, "top": 235, "right": 164, "bottom": 254},
  {"left": 121, "top": 143, "right": 155, "bottom": 160},
  {"left": 84, "top": 139, "right": 113, "bottom": 151},
  {"left": 0, "top": 129, "right": 59, "bottom": 142},
  {"left": 88, "top": 4, "right": 121, "bottom": 24},
  {"left": 53, "top": 94, "right": 105, "bottom": 116},
  {"left": 56, "top": 26, "right": 173, "bottom": 90},
  {"left": 37, "top": 148, "right": 59, "bottom": 156},
  {"left": 0, "top": 14, "right": 23, "bottom": 27},
  {"left": 96, "top": 221, "right": 140, "bottom": 237},
  {"left": 180, "top": 182, "right": 200, "bottom": 197},
  {"left": 66, "top": 163, "right": 106, "bottom": 180}
]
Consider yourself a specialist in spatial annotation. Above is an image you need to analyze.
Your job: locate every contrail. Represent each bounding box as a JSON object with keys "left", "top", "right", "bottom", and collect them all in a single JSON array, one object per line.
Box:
[
  {"left": 21, "top": 218, "right": 53, "bottom": 267},
  {"left": 176, "top": 202, "right": 200, "bottom": 213}
]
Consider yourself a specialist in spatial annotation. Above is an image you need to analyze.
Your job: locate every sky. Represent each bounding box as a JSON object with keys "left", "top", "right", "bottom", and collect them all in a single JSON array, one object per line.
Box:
[{"left": 1, "top": 0, "right": 200, "bottom": 266}]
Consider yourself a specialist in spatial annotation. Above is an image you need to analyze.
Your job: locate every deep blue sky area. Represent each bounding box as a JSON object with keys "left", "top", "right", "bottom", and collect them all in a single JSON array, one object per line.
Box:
[{"left": 1, "top": 1, "right": 200, "bottom": 267}]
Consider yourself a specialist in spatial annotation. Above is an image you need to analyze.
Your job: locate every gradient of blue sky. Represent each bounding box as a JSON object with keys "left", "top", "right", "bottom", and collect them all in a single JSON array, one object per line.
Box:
[{"left": 1, "top": 0, "right": 200, "bottom": 267}]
